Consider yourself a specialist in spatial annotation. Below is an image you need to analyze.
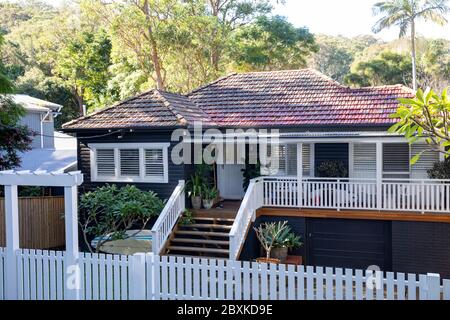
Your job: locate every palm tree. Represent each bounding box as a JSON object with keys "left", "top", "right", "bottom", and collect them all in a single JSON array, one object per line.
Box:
[{"left": 372, "top": 0, "right": 450, "bottom": 91}]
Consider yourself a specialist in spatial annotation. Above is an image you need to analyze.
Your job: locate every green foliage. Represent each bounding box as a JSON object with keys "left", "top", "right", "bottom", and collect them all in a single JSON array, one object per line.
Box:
[
  {"left": 55, "top": 30, "right": 112, "bottom": 112},
  {"left": 202, "top": 186, "right": 218, "bottom": 200},
  {"left": 317, "top": 160, "right": 348, "bottom": 178},
  {"left": 242, "top": 162, "right": 261, "bottom": 191},
  {"left": 344, "top": 51, "right": 412, "bottom": 87},
  {"left": 389, "top": 87, "right": 450, "bottom": 161},
  {"left": 253, "top": 221, "right": 288, "bottom": 259},
  {"left": 79, "top": 184, "right": 165, "bottom": 252},
  {"left": 229, "top": 15, "right": 317, "bottom": 71},
  {"left": 179, "top": 209, "right": 195, "bottom": 226},
  {"left": 427, "top": 158, "right": 450, "bottom": 179},
  {"left": 272, "top": 224, "right": 303, "bottom": 249}
]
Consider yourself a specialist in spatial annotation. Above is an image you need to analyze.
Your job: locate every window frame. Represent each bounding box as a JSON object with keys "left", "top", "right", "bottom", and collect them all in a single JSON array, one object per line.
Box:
[{"left": 89, "top": 143, "right": 170, "bottom": 183}]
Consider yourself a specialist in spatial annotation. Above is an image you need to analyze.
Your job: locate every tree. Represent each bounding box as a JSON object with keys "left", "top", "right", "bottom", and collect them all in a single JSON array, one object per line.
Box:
[
  {"left": 344, "top": 51, "right": 412, "bottom": 87},
  {"left": 228, "top": 15, "right": 317, "bottom": 71},
  {"left": 55, "top": 30, "right": 112, "bottom": 113},
  {"left": 0, "top": 34, "right": 33, "bottom": 170},
  {"left": 389, "top": 87, "right": 450, "bottom": 163},
  {"left": 79, "top": 184, "right": 164, "bottom": 253},
  {"left": 372, "top": 0, "right": 450, "bottom": 91}
]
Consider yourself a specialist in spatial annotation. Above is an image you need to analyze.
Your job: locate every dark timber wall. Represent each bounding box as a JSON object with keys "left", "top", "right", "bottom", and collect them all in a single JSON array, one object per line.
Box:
[
  {"left": 240, "top": 215, "right": 450, "bottom": 278},
  {"left": 77, "top": 131, "right": 185, "bottom": 200}
]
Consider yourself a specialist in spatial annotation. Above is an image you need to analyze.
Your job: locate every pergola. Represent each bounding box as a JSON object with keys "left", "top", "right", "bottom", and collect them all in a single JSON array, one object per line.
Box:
[{"left": 0, "top": 170, "right": 83, "bottom": 300}]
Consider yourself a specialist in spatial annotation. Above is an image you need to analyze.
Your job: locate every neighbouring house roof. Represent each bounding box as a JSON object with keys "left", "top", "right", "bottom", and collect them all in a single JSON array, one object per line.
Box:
[
  {"left": 62, "top": 69, "right": 414, "bottom": 131},
  {"left": 17, "top": 132, "right": 77, "bottom": 173},
  {"left": 11, "top": 94, "right": 63, "bottom": 112},
  {"left": 63, "top": 89, "right": 213, "bottom": 130}
]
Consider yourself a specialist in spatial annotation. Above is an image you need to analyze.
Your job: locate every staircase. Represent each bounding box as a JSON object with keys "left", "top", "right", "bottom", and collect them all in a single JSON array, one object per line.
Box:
[{"left": 162, "top": 215, "right": 235, "bottom": 258}]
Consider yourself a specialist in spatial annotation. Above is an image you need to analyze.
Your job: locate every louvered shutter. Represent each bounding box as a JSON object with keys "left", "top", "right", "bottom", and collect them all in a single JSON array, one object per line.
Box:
[
  {"left": 383, "top": 143, "right": 410, "bottom": 179},
  {"left": 145, "top": 149, "right": 164, "bottom": 179},
  {"left": 120, "top": 149, "right": 140, "bottom": 176},
  {"left": 286, "top": 144, "right": 297, "bottom": 176},
  {"left": 353, "top": 143, "right": 376, "bottom": 179},
  {"left": 411, "top": 143, "right": 440, "bottom": 179},
  {"left": 96, "top": 149, "right": 115, "bottom": 177},
  {"left": 302, "top": 144, "right": 311, "bottom": 177}
]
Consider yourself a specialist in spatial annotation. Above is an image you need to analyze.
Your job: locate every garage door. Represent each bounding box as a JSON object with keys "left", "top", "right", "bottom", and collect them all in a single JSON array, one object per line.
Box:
[{"left": 307, "top": 218, "right": 391, "bottom": 270}]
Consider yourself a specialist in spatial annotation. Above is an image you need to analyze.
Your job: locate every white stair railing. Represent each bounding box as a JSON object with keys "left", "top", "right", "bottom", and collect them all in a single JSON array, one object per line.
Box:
[
  {"left": 229, "top": 178, "right": 264, "bottom": 260},
  {"left": 150, "top": 180, "right": 185, "bottom": 254}
]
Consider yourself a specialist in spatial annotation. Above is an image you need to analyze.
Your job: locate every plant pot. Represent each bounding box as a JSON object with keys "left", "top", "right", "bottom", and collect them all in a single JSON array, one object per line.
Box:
[
  {"left": 191, "top": 196, "right": 202, "bottom": 210},
  {"left": 202, "top": 199, "right": 214, "bottom": 210},
  {"left": 271, "top": 247, "right": 288, "bottom": 262},
  {"left": 256, "top": 257, "right": 281, "bottom": 264}
]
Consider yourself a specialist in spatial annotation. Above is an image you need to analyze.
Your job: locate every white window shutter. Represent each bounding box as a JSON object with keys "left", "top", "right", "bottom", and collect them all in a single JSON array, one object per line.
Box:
[
  {"left": 383, "top": 143, "right": 410, "bottom": 179},
  {"left": 96, "top": 149, "right": 115, "bottom": 177},
  {"left": 145, "top": 149, "right": 165, "bottom": 180},
  {"left": 353, "top": 143, "right": 376, "bottom": 179},
  {"left": 120, "top": 149, "right": 140, "bottom": 176},
  {"left": 302, "top": 144, "right": 311, "bottom": 177}
]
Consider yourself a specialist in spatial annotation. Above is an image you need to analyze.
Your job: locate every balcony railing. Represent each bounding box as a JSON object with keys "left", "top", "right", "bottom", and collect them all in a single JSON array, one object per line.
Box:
[{"left": 229, "top": 176, "right": 450, "bottom": 259}]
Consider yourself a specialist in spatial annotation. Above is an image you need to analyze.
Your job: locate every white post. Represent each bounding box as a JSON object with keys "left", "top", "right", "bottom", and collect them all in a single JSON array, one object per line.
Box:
[
  {"left": 297, "top": 143, "right": 303, "bottom": 208},
  {"left": 64, "top": 185, "right": 80, "bottom": 300},
  {"left": 426, "top": 273, "right": 441, "bottom": 300},
  {"left": 131, "top": 253, "right": 146, "bottom": 300},
  {"left": 4, "top": 185, "right": 19, "bottom": 300},
  {"left": 376, "top": 142, "right": 383, "bottom": 211}
]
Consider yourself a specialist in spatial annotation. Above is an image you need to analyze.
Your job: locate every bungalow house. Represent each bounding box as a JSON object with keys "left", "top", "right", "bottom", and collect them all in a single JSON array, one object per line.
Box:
[{"left": 62, "top": 69, "right": 450, "bottom": 278}]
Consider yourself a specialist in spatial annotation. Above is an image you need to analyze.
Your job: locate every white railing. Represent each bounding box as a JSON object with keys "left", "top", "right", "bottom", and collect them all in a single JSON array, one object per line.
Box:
[
  {"left": 229, "top": 178, "right": 264, "bottom": 260},
  {"left": 4, "top": 249, "right": 450, "bottom": 300},
  {"left": 0, "top": 247, "right": 4, "bottom": 300},
  {"left": 150, "top": 180, "right": 185, "bottom": 255},
  {"left": 260, "top": 176, "right": 450, "bottom": 213}
]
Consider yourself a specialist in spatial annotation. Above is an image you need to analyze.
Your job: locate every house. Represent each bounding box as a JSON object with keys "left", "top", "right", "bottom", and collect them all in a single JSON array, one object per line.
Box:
[
  {"left": 11, "top": 94, "right": 77, "bottom": 173},
  {"left": 62, "top": 69, "right": 450, "bottom": 278}
]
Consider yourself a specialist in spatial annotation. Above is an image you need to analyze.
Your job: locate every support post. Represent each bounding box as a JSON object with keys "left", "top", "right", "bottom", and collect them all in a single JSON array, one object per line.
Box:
[
  {"left": 64, "top": 185, "right": 80, "bottom": 300},
  {"left": 4, "top": 185, "right": 19, "bottom": 300},
  {"left": 376, "top": 142, "right": 383, "bottom": 211},
  {"left": 297, "top": 143, "right": 303, "bottom": 208}
]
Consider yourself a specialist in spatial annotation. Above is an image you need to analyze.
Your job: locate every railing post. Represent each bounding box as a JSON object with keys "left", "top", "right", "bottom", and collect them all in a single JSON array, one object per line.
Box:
[
  {"left": 426, "top": 273, "right": 441, "bottom": 300},
  {"left": 131, "top": 253, "right": 147, "bottom": 300},
  {"left": 4, "top": 185, "right": 19, "bottom": 300},
  {"left": 297, "top": 143, "right": 303, "bottom": 208}
]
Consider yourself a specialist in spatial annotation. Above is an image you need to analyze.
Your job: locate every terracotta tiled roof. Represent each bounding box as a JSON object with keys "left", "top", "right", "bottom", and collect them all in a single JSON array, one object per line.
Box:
[
  {"left": 188, "top": 69, "right": 414, "bottom": 127},
  {"left": 63, "top": 89, "right": 213, "bottom": 129},
  {"left": 63, "top": 69, "right": 413, "bottom": 130}
]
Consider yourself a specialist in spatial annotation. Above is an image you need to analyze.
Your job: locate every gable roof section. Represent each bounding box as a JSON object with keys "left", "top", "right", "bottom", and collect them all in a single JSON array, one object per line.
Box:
[
  {"left": 188, "top": 69, "right": 414, "bottom": 127},
  {"left": 63, "top": 69, "right": 414, "bottom": 130},
  {"left": 63, "top": 89, "right": 213, "bottom": 130}
]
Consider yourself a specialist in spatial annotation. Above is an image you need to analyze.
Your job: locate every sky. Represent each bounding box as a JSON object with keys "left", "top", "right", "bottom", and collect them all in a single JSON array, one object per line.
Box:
[
  {"left": 273, "top": 0, "right": 450, "bottom": 40},
  {"left": 18, "top": 0, "right": 450, "bottom": 41}
]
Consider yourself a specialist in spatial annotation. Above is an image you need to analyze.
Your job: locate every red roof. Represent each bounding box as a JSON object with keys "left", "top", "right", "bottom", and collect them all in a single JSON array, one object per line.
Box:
[{"left": 63, "top": 69, "right": 413, "bottom": 130}]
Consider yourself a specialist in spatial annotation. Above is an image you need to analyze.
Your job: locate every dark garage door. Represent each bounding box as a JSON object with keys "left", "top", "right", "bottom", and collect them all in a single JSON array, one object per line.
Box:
[{"left": 307, "top": 218, "right": 391, "bottom": 270}]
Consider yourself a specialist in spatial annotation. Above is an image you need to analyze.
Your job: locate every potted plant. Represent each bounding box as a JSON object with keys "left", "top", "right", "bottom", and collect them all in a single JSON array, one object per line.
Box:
[
  {"left": 186, "top": 173, "right": 203, "bottom": 210},
  {"left": 271, "top": 225, "right": 303, "bottom": 263},
  {"left": 202, "top": 186, "right": 218, "bottom": 210},
  {"left": 254, "top": 221, "right": 288, "bottom": 264},
  {"left": 179, "top": 209, "right": 195, "bottom": 226}
]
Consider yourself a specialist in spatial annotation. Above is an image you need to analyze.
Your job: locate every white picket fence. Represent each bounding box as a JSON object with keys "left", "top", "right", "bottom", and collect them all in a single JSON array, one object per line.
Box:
[{"left": 1, "top": 248, "right": 450, "bottom": 300}]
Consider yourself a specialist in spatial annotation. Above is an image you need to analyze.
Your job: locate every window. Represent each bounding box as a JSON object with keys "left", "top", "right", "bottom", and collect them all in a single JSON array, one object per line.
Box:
[
  {"left": 263, "top": 143, "right": 311, "bottom": 176},
  {"left": 90, "top": 143, "right": 169, "bottom": 183}
]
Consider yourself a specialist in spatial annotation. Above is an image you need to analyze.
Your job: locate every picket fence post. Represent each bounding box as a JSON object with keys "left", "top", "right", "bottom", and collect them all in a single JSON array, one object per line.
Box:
[
  {"left": 130, "top": 253, "right": 146, "bottom": 300},
  {"left": 426, "top": 273, "right": 441, "bottom": 300}
]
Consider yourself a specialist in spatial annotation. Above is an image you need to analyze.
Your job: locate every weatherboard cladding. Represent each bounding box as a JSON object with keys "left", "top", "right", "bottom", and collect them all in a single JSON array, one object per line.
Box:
[{"left": 63, "top": 69, "right": 413, "bottom": 130}]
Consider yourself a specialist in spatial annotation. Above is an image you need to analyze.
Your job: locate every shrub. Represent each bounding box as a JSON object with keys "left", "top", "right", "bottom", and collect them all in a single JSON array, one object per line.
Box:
[
  {"left": 79, "top": 184, "right": 165, "bottom": 253},
  {"left": 317, "top": 160, "right": 348, "bottom": 178},
  {"left": 428, "top": 158, "right": 450, "bottom": 179}
]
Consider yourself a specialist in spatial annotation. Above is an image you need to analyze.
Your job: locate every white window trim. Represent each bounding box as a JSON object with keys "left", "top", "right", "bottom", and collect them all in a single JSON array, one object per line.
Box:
[{"left": 89, "top": 143, "right": 170, "bottom": 184}]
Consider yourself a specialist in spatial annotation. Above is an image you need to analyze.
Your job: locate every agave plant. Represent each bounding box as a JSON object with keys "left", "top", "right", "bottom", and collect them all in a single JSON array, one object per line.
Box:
[{"left": 253, "top": 221, "right": 288, "bottom": 259}]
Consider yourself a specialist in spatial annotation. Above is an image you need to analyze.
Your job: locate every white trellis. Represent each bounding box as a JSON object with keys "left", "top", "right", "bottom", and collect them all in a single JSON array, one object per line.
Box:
[{"left": 0, "top": 170, "right": 83, "bottom": 300}]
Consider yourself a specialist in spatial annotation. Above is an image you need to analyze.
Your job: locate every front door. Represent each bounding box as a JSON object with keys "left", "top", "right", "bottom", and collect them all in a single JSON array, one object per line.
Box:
[{"left": 217, "top": 164, "right": 245, "bottom": 200}]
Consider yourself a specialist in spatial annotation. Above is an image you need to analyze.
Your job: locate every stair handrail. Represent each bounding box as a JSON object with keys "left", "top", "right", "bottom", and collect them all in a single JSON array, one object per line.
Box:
[
  {"left": 151, "top": 180, "right": 185, "bottom": 254},
  {"left": 229, "top": 177, "right": 264, "bottom": 260}
]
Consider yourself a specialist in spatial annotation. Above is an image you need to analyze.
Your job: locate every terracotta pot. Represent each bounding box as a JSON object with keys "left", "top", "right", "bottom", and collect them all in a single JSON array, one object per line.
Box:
[
  {"left": 191, "top": 196, "right": 202, "bottom": 210},
  {"left": 271, "top": 247, "right": 288, "bottom": 262},
  {"left": 256, "top": 257, "right": 281, "bottom": 264},
  {"left": 202, "top": 199, "right": 214, "bottom": 210}
]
